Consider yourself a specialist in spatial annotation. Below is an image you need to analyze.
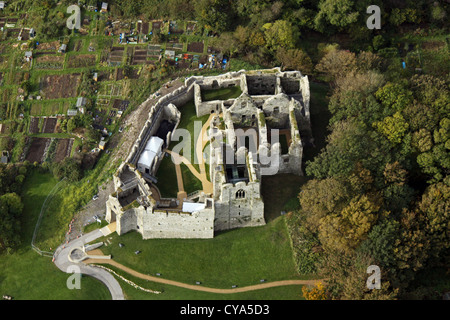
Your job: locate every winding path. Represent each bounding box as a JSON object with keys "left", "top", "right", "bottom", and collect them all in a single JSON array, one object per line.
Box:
[
  {"left": 84, "top": 251, "right": 322, "bottom": 294},
  {"left": 53, "top": 225, "right": 125, "bottom": 300},
  {"left": 54, "top": 223, "right": 322, "bottom": 298}
]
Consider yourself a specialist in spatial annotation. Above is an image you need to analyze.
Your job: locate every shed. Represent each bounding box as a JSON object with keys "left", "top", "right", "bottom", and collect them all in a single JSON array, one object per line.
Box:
[
  {"left": 165, "top": 50, "right": 175, "bottom": 59},
  {"left": 1, "top": 151, "right": 9, "bottom": 164},
  {"left": 101, "top": 2, "right": 108, "bottom": 13},
  {"left": 137, "top": 136, "right": 164, "bottom": 175},
  {"left": 67, "top": 109, "right": 78, "bottom": 116},
  {"left": 99, "top": 140, "right": 107, "bottom": 150},
  {"left": 76, "top": 97, "right": 87, "bottom": 107},
  {"left": 0, "top": 2, "right": 5, "bottom": 10},
  {"left": 58, "top": 44, "right": 67, "bottom": 53},
  {"left": 25, "top": 51, "right": 32, "bottom": 61}
]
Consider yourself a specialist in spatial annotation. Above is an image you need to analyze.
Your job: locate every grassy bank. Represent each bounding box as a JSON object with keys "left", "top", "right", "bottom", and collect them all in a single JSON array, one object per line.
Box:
[
  {"left": 94, "top": 264, "right": 305, "bottom": 300},
  {"left": 97, "top": 216, "right": 307, "bottom": 294},
  {"left": 0, "top": 170, "right": 110, "bottom": 300}
]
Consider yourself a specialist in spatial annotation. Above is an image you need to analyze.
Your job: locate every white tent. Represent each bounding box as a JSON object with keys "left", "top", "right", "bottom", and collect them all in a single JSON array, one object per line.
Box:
[
  {"left": 182, "top": 202, "right": 206, "bottom": 213},
  {"left": 137, "top": 136, "right": 164, "bottom": 175}
]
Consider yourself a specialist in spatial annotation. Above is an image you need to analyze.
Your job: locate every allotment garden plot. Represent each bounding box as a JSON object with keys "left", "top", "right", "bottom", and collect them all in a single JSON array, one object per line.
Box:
[
  {"left": 66, "top": 54, "right": 97, "bottom": 69},
  {"left": 40, "top": 74, "right": 81, "bottom": 99},
  {"left": 24, "top": 137, "right": 73, "bottom": 163}
]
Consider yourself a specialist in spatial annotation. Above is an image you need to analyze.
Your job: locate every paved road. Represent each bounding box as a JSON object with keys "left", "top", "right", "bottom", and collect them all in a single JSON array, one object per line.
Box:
[{"left": 53, "top": 228, "right": 125, "bottom": 300}]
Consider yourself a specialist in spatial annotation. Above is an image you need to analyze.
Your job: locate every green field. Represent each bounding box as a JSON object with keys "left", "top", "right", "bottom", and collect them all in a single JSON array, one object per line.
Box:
[
  {"left": 97, "top": 216, "right": 307, "bottom": 293},
  {"left": 0, "top": 170, "right": 110, "bottom": 300},
  {"left": 97, "top": 264, "right": 305, "bottom": 300},
  {"left": 201, "top": 85, "right": 242, "bottom": 101},
  {"left": 0, "top": 171, "right": 308, "bottom": 300},
  {"left": 155, "top": 154, "right": 178, "bottom": 198}
]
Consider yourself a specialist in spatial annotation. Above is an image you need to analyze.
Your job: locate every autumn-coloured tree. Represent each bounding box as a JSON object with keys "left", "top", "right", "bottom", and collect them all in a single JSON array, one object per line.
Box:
[
  {"left": 383, "top": 162, "right": 408, "bottom": 185},
  {"left": 276, "top": 47, "right": 313, "bottom": 74},
  {"left": 302, "top": 281, "right": 328, "bottom": 300},
  {"left": 373, "top": 112, "right": 409, "bottom": 144},
  {"left": 318, "top": 195, "right": 381, "bottom": 253},
  {"left": 418, "top": 182, "right": 450, "bottom": 260},
  {"left": 298, "top": 177, "right": 350, "bottom": 232},
  {"left": 263, "top": 20, "right": 299, "bottom": 52},
  {"left": 315, "top": 49, "right": 358, "bottom": 82}
]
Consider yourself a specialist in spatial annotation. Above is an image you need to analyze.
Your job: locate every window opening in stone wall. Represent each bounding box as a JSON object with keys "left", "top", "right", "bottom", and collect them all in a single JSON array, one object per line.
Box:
[{"left": 236, "top": 189, "right": 245, "bottom": 199}]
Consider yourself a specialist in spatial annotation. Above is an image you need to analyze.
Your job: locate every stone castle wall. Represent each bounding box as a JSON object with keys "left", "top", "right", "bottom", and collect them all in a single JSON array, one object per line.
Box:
[
  {"left": 214, "top": 181, "right": 264, "bottom": 231},
  {"left": 140, "top": 208, "right": 214, "bottom": 239},
  {"left": 107, "top": 68, "right": 310, "bottom": 240}
]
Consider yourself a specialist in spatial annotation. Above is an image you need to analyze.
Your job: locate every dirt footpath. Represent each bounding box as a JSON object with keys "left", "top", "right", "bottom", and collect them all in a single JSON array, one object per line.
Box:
[{"left": 84, "top": 252, "right": 322, "bottom": 294}]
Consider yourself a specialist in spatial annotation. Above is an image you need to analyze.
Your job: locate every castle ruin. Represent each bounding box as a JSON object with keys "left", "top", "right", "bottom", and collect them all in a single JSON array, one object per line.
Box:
[{"left": 105, "top": 67, "right": 311, "bottom": 239}]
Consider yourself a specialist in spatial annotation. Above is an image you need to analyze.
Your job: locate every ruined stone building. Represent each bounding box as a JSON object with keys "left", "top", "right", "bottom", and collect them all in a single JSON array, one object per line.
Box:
[{"left": 105, "top": 67, "right": 311, "bottom": 239}]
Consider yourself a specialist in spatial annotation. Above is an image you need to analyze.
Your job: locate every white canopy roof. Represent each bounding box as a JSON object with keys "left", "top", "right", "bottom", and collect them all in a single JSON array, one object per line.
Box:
[
  {"left": 182, "top": 202, "right": 206, "bottom": 213},
  {"left": 137, "top": 136, "right": 164, "bottom": 169},
  {"left": 145, "top": 136, "right": 164, "bottom": 152}
]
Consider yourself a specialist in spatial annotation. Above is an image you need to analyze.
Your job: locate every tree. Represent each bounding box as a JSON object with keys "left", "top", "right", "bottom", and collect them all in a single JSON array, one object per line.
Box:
[
  {"left": 409, "top": 75, "right": 449, "bottom": 118},
  {"left": 412, "top": 129, "right": 433, "bottom": 153},
  {"left": 418, "top": 182, "right": 450, "bottom": 260},
  {"left": 263, "top": 20, "right": 299, "bottom": 52},
  {"left": 275, "top": 47, "right": 313, "bottom": 73},
  {"left": 360, "top": 218, "right": 400, "bottom": 269},
  {"left": 211, "top": 32, "right": 240, "bottom": 57},
  {"left": 402, "top": 102, "right": 439, "bottom": 133},
  {"left": 374, "top": 112, "right": 409, "bottom": 144},
  {"left": 314, "top": 0, "right": 359, "bottom": 33},
  {"left": 194, "top": 0, "right": 233, "bottom": 33},
  {"left": 383, "top": 161, "right": 407, "bottom": 185},
  {"left": 357, "top": 51, "right": 382, "bottom": 71},
  {"left": 53, "top": 157, "right": 82, "bottom": 182},
  {"left": 416, "top": 118, "right": 450, "bottom": 183},
  {"left": 66, "top": 118, "right": 76, "bottom": 133},
  {"left": 388, "top": 8, "right": 406, "bottom": 26},
  {"left": 84, "top": 127, "right": 100, "bottom": 142},
  {"left": 318, "top": 249, "right": 397, "bottom": 300},
  {"left": 298, "top": 177, "right": 350, "bottom": 231},
  {"left": 431, "top": 4, "right": 446, "bottom": 22},
  {"left": 306, "top": 120, "right": 390, "bottom": 180},
  {"left": 0, "top": 192, "right": 23, "bottom": 251},
  {"left": 374, "top": 82, "right": 413, "bottom": 114},
  {"left": 392, "top": 209, "right": 431, "bottom": 288},
  {"left": 318, "top": 194, "right": 381, "bottom": 253},
  {"left": 315, "top": 49, "right": 358, "bottom": 82},
  {"left": 302, "top": 281, "right": 328, "bottom": 300}
]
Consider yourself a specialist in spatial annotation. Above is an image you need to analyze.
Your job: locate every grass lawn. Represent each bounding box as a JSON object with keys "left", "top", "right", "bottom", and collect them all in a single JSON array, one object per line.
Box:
[
  {"left": 97, "top": 264, "right": 305, "bottom": 300},
  {"left": 155, "top": 154, "right": 179, "bottom": 198},
  {"left": 201, "top": 85, "right": 242, "bottom": 101},
  {"left": 180, "top": 162, "right": 202, "bottom": 194},
  {"left": 0, "top": 170, "right": 110, "bottom": 300},
  {"left": 305, "top": 81, "right": 331, "bottom": 163},
  {"left": 98, "top": 216, "right": 306, "bottom": 295},
  {"left": 261, "top": 174, "right": 309, "bottom": 223},
  {"left": 172, "top": 100, "right": 210, "bottom": 165},
  {"left": 259, "top": 81, "right": 331, "bottom": 223}
]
